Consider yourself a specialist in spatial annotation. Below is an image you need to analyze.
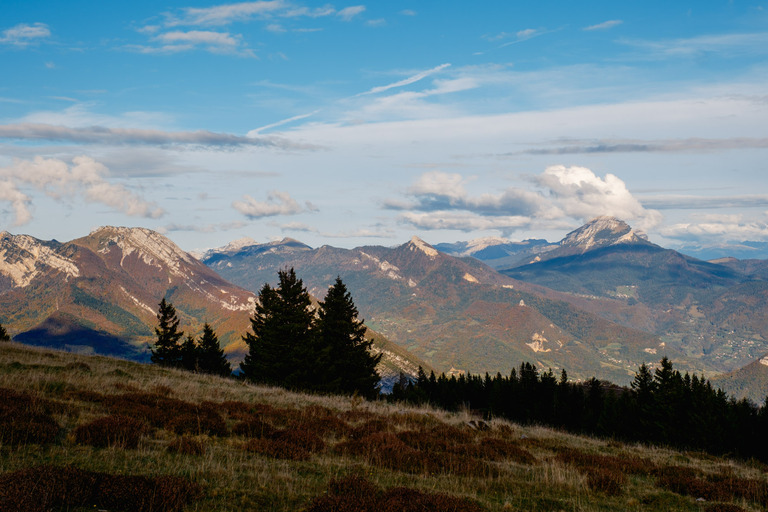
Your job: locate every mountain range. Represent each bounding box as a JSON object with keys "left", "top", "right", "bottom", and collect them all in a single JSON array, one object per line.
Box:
[{"left": 3, "top": 217, "right": 768, "bottom": 400}]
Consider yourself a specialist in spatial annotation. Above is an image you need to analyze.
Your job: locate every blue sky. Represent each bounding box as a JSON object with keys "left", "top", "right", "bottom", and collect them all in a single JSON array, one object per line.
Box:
[{"left": 1, "top": 1, "right": 768, "bottom": 255}]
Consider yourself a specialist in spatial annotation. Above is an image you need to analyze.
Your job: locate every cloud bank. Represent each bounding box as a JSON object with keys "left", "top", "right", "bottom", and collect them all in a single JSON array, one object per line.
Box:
[
  {"left": 387, "top": 165, "right": 662, "bottom": 235},
  {"left": 0, "top": 123, "right": 315, "bottom": 149},
  {"left": 0, "top": 156, "right": 164, "bottom": 226}
]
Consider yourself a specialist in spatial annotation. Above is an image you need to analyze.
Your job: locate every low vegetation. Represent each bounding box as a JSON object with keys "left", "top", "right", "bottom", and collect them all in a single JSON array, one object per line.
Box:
[{"left": 1, "top": 342, "right": 767, "bottom": 511}]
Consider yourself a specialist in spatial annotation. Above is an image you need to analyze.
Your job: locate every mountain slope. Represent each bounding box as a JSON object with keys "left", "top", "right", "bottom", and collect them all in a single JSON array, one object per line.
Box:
[
  {"left": 0, "top": 228, "right": 429, "bottom": 381},
  {"left": 204, "top": 236, "right": 662, "bottom": 383},
  {"left": 499, "top": 217, "right": 768, "bottom": 374}
]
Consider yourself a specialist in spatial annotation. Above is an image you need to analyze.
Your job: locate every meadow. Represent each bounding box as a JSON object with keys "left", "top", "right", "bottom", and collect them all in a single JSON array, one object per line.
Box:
[{"left": 0, "top": 341, "right": 766, "bottom": 512}]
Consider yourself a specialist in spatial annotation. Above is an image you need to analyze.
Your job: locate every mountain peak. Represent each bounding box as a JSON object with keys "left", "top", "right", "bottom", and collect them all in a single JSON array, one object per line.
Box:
[
  {"left": 87, "top": 226, "right": 194, "bottom": 273},
  {"left": 561, "top": 216, "right": 648, "bottom": 252},
  {"left": 407, "top": 236, "right": 439, "bottom": 259}
]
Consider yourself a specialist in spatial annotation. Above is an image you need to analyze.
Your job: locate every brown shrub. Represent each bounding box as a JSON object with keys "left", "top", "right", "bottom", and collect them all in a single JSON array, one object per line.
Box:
[
  {"left": 476, "top": 437, "right": 536, "bottom": 465},
  {"left": 703, "top": 505, "right": 748, "bottom": 512},
  {"left": 290, "top": 414, "right": 351, "bottom": 438},
  {"left": 0, "top": 465, "right": 200, "bottom": 512},
  {"left": 167, "top": 436, "right": 206, "bottom": 456},
  {"left": 304, "top": 475, "right": 381, "bottom": 512},
  {"left": 166, "top": 411, "right": 228, "bottom": 437},
  {"left": 232, "top": 416, "right": 278, "bottom": 438},
  {"left": 379, "top": 486, "right": 484, "bottom": 512},
  {"left": 64, "top": 361, "right": 91, "bottom": 372},
  {"left": 73, "top": 414, "right": 147, "bottom": 449},
  {"left": 245, "top": 427, "right": 326, "bottom": 461},
  {"left": 655, "top": 467, "right": 721, "bottom": 501},
  {"left": 347, "top": 418, "right": 392, "bottom": 439},
  {"left": 95, "top": 473, "right": 202, "bottom": 512},
  {"left": 303, "top": 475, "right": 484, "bottom": 512},
  {"left": 557, "top": 448, "right": 654, "bottom": 476},
  {"left": 0, "top": 465, "right": 96, "bottom": 512},
  {"left": 0, "top": 410, "right": 60, "bottom": 446},
  {"left": 586, "top": 467, "right": 626, "bottom": 495}
]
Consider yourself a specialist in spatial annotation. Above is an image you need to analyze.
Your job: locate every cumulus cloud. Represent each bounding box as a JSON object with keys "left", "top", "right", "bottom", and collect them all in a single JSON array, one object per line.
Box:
[
  {"left": 584, "top": 20, "right": 623, "bottom": 31},
  {"left": 537, "top": 165, "right": 661, "bottom": 228},
  {"left": 388, "top": 165, "right": 662, "bottom": 234},
  {"left": 0, "top": 123, "right": 317, "bottom": 149},
  {"left": 232, "top": 190, "right": 318, "bottom": 218},
  {"left": 0, "top": 22, "right": 50, "bottom": 46},
  {"left": 0, "top": 156, "right": 164, "bottom": 225}
]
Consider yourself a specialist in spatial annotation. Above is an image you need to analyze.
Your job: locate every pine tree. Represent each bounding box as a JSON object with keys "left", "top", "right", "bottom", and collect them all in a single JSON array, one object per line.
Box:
[
  {"left": 0, "top": 322, "right": 10, "bottom": 342},
  {"left": 197, "top": 323, "right": 232, "bottom": 377},
  {"left": 315, "top": 277, "right": 381, "bottom": 398},
  {"left": 240, "top": 268, "right": 314, "bottom": 388},
  {"left": 180, "top": 334, "right": 198, "bottom": 372},
  {"left": 151, "top": 298, "right": 184, "bottom": 367}
]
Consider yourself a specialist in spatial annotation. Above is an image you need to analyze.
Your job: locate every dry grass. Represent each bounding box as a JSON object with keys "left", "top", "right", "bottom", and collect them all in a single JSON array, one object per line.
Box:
[{"left": 1, "top": 341, "right": 768, "bottom": 512}]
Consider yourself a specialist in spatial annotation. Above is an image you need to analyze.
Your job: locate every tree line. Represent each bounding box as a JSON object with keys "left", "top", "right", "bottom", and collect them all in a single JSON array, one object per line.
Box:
[
  {"left": 391, "top": 358, "right": 768, "bottom": 461},
  {"left": 151, "top": 268, "right": 381, "bottom": 398}
]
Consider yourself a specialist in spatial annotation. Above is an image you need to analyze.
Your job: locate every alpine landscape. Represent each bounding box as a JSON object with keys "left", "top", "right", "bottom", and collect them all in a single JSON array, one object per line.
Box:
[{"left": 3, "top": 1, "right": 768, "bottom": 511}]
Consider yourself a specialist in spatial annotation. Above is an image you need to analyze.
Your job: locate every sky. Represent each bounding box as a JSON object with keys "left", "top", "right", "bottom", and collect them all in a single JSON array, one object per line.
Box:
[{"left": 1, "top": 1, "right": 768, "bottom": 255}]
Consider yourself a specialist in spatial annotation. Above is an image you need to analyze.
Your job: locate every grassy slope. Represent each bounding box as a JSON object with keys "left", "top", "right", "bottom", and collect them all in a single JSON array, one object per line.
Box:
[{"left": 1, "top": 342, "right": 766, "bottom": 512}]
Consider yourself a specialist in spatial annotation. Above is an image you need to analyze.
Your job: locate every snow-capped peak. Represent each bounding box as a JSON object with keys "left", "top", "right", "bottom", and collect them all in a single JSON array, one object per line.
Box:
[
  {"left": 408, "top": 236, "right": 439, "bottom": 259},
  {"left": 561, "top": 216, "right": 647, "bottom": 252}
]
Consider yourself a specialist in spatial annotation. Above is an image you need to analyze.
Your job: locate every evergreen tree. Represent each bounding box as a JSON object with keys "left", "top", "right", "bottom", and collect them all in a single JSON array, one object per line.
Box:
[
  {"left": 240, "top": 268, "right": 314, "bottom": 388},
  {"left": 0, "top": 322, "right": 10, "bottom": 342},
  {"left": 197, "top": 323, "right": 232, "bottom": 377},
  {"left": 315, "top": 277, "right": 381, "bottom": 398},
  {"left": 180, "top": 334, "right": 198, "bottom": 372},
  {"left": 151, "top": 298, "right": 184, "bottom": 367}
]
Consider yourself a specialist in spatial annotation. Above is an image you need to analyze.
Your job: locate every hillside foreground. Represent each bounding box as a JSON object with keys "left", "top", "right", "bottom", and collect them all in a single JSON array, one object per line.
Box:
[{"left": 1, "top": 343, "right": 767, "bottom": 511}]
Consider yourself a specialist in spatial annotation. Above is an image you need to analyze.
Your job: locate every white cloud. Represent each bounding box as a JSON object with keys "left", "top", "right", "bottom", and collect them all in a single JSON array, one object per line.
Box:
[
  {"left": 232, "top": 190, "right": 318, "bottom": 218},
  {"left": 400, "top": 10, "right": 417, "bottom": 16},
  {"left": 389, "top": 166, "right": 662, "bottom": 235},
  {"left": 660, "top": 214, "right": 768, "bottom": 242},
  {"left": 537, "top": 165, "right": 662, "bottom": 229},
  {"left": 0, "top": 180, "right": 31, "bottom": 226},
  {"left": 584, "top": 20, "right": 623, "bottom": 31},
  {"left": 0, "top": 156, "right": 164, "bottom": 225},
  {"left": 0, "top": 22, "right": 50, "bottom": 46},
  {"left": 359, "top": 63, "right": 451, "bottom": 96},
  {"left": 156, "top": 30, "right": 239, "bottom": 47},
  {"left": 0, "top": 122, "right": 316, "bottom": 150},
  {"left": 337, "top": 6, "right": 365, "bottom": 21},
  {"left": 622, "top": 32, "right": 768, "bottom": 58},
  {"left": 167, "top": 1, "right": 287, "bottom": 26}
]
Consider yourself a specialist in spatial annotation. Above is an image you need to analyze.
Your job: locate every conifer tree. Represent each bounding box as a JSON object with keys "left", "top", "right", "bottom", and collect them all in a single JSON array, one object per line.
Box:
[
  {"left": 240, "top": 268, "right": 314, "bottom": 387},
  {"left": 315, "top": 277, "right": 381, "bottom": 398},
  {"left": 197, "top": 323, "right": 232, "bottom": 377},
  {"left": 0, "top": 322, "right": 10, "bottom": 342},
  {"left": 151, "top": 298, "right": 184, "bottom": 367},
  {"left": 180, "top": 334, "right": 198, "bottom": 372}
]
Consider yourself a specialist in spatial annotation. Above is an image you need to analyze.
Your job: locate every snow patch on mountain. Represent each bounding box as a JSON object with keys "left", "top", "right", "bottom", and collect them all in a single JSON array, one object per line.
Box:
[{"left": 0, "top": 232, "right": 80, "bottom": 287}]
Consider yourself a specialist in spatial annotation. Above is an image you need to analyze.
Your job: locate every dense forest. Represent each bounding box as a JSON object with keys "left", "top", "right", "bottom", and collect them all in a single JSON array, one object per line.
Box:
[{"left": 391, "top": 358, "right": 768, "bottom": 461}]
